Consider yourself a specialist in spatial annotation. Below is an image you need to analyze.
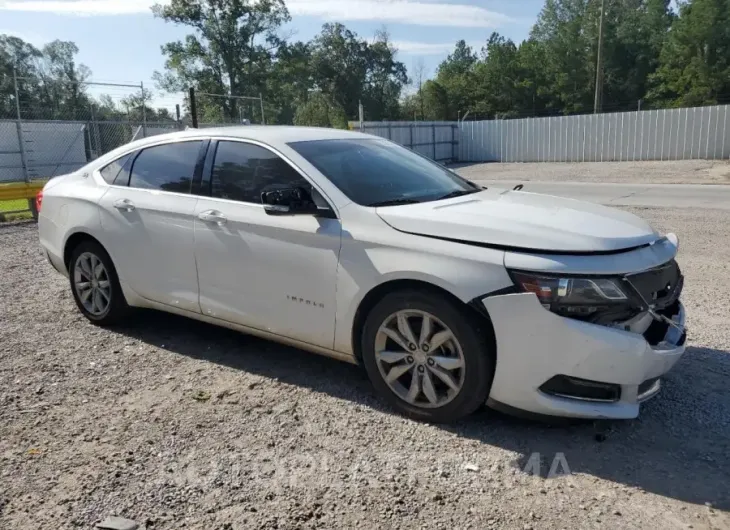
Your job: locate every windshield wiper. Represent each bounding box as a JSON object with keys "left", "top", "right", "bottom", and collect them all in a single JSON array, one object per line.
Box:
[
  {"left": 435, "top": 189, "right": 482, "bottom": 201},
  {"left": 367, "top": 198, "right": 422, "bottom": 207}
]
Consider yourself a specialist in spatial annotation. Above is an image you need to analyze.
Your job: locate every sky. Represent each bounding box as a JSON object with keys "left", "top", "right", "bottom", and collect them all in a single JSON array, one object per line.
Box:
[{"left": 0, "top": 0, "right": 545, "bottom": 110}]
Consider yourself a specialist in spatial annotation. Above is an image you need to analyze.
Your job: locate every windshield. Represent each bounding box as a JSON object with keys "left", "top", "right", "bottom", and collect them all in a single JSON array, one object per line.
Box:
[{"left": 288, "top": 138, "right": 479, "bottom": 206}]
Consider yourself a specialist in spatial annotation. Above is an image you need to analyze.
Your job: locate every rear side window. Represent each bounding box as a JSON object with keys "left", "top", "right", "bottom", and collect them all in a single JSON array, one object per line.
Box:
[
  {"left": 100, "top": 153, "right": 133, "bottom": 185},
  {"left": 129, "top": 141, "right": 202, "bottom": 193}
]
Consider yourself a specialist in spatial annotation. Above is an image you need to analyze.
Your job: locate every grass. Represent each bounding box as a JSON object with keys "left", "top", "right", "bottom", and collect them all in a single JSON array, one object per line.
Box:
[{"left": 0, "top": 198, "right": 33, "bottom": 221}]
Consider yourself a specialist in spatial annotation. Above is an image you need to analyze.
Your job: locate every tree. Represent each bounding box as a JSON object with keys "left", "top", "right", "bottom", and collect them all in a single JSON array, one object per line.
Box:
[
  {"left": 309, "top": 23, "right": 368, "bottom": 119},
  {"left": 293, "top": 91, "right": 348, "bottom": 129},
  {"left": 528, "top": 0, "right": 596, "bottom": 114},
  {"left": 647, "top": 0, "right": 730, "bottom": 107},
  {"left": 119, "top": 88, "right": 176, "bottom": 122},
  {"left": 35, "top": 40, "right": 92, "bottom": 119},
  {"left": 266, "top": 41, "right": 314, "bottom": 124},
  {"left": 1, "top": 34, "right": 92, "bottom": 120},
  {"left": 398, "top": 94, "right": 420, "bottom": 120},
  {"left": 411, "top": 58, "right": 428, "bottom": 120},
  {"left": 1, "top": 36, "right": 42, "bottom": 117},
  {"left": 152, "top": 0, "right": 291, "bottom": 120},
  {"left": 308, "top": 23, "right": 407, "bottom": 121},
  {"left": 421, "top": 80, "right": 450, "bottom": 120},
  {"left": 361, "top": 28, "right": 408, "bottom": 121},
  {"left": 472, "top": 33, "right": 523, "bottom": 118},
  {"left": 594, "top": 0, "right": 673, "bottom": 111},
  {"left": 434, "top": 40, "right": 478, "bottom": 119}
]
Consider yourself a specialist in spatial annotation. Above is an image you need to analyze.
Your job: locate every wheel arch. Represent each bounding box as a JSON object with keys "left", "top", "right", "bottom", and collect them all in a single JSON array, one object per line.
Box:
[
  {"left": 63, "top": 231, "right": 108, "bottom": 271},
  {"left": 350, "top": 278, "right": 496, "bottom": 364}
]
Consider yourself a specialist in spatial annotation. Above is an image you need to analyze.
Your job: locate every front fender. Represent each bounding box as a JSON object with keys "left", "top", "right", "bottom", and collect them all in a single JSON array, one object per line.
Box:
[{"left": 332, "top": 237, "right": 512, "bottom": 354}]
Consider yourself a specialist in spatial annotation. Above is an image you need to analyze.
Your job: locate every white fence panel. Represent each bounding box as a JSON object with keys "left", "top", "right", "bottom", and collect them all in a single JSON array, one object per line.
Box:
[
  {"left": 359, "top": 121, "right": 459, "bottom": 163},
  {"left": 0, "top": 121, "right": 23, "bottom": 182},
  {"left": 456, "top": 104, "right": 730, "bottom": 163},
  {"left": 0, "top": 120, "right": 87, "bottom": 182}
]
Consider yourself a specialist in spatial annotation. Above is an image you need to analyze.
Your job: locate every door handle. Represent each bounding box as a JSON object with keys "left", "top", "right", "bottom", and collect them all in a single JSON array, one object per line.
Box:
[
  {"left": 198, "top": 210, "right": 227, "bottom": 225},
  {"left": 113, "top": 198, "right": 135, "bottom": 212}
]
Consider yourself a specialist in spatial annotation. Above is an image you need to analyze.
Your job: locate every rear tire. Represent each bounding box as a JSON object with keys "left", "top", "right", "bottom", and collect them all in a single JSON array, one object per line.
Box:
[
  {"left": 68, "top": 240, "right": 129, "bottom": 326},
  {"left": 360, "top": 289, "right": 495, "bottom": 423}
]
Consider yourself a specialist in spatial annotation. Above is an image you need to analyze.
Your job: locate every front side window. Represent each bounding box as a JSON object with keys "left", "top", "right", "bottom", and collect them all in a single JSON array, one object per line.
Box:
[
  {"left": 211, "top": 141, "right": 310, "bottom": 204},
  {"left": 288, "top": 139, "right": 478, "bottom": 206},
  {"left": 129, "top": 141, "right": 202, "bottom": 193},
  {"left": 100, "top": 153, "right": 133, "bottom": 185}
]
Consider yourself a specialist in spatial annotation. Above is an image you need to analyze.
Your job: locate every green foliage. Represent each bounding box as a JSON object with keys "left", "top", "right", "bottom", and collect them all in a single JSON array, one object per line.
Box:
[
  {"left": 152, "top": 1, "right": 407, "bottom": 124},
  {"left": 152, "top": 0, "right": 291, "bottom": 122},
  {"left": 308, "top": 24, "right": 407, "bottom": 121},
  {"left": 293, "top": 92, "right": 348, "bottom": 129},
  {"left": 1, "top": 36, "right": 93, "bottom": 120},
  {"left": 433, "top": 40, "right": 477, "bottom": 120},
  {"left": 414, "top": 0, "right": 689, "bottom": 119},
  {"left": 3, "top": 0, "right": 730, "bottom": 128},
  {"left": 647, "top": 0, "right": 730, "bottom": 107}
]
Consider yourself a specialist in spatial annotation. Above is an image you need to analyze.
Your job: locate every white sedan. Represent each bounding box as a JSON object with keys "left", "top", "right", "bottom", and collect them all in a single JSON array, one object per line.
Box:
[{"left": 37, "top": 126, "right": 686, "bottom": 423}]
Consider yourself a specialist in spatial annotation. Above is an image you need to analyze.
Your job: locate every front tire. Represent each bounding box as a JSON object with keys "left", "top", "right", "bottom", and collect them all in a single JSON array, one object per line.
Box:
[
  {"left": 361, "top": 289, "right": 495, "bottom": 423},
  {"left": 68, "top": 240, "right": 129, "bottom": 326}
]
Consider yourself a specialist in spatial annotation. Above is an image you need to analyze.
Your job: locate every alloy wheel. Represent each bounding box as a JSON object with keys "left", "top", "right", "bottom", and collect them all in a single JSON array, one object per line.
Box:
[
  {"left": 73, "top": 252, "right": 112, "bottom": 316},
  {"left": 374, "top": 310, "right": 466, "bottom": 409}
]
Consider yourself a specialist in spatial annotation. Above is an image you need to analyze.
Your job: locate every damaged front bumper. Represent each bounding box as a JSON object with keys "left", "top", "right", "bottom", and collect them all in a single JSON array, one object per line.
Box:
[{"left": 482, "top": 292, "right": 686, "bottom": 419}]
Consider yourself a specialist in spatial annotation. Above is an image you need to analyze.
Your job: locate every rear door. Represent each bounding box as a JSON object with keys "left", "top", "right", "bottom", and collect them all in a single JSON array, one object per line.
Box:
[
  {"left": 99, "top": 140, "right": 208, "bottom": 312},
  {"left": 192, "top": 139, "right": 342, "bottom": 349}
]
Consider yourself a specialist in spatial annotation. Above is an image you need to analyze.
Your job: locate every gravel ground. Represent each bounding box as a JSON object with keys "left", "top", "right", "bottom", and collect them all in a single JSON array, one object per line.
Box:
[
  {"left": 454, "top": 159, "right": 730, "bottom": 185},
  {"left": 1, "top": 210, "right": 729, "bottom": 530}
]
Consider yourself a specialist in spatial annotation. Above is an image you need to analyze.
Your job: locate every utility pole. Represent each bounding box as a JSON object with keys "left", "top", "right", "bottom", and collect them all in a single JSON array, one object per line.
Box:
[
  {"left": 140, "top": 81, "right": 147, "bottom": 137},
  {"left": 189, "top": 87, "right": 198, "bottom": 128},
  {"left": 12, "top": 67, "right": 29, "bottom": 183},
  {"left": 593, "top": 0, "right": 605, "bottom": 114}
]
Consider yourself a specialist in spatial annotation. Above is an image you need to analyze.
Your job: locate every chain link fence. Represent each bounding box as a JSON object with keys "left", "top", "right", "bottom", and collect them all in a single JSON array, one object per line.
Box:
[
  {"left": 0, "top": 117, "right": 187, "bottom": 183},
  {"left": 1, "top": 76, "right": 182, "bottom": 183},
  {"left": 357, "top": 121, "right": 459, "bottom": 163},
  {"left": 0, "top": 77, "right": 269, "bottom": 185},
  {"left": 194, "top": 92, "right": 265, "bottom": 127}
]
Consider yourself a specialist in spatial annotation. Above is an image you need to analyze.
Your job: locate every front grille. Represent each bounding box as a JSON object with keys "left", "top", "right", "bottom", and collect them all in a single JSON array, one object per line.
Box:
[{"left": 625, "top": 260, "right": 683, "bottom": 310}]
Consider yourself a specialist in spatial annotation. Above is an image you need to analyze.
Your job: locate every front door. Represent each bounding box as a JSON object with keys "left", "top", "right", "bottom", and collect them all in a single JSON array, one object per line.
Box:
[
  {"left": 193, "top": 140, "right": 342, "bottom": 349},
  {"left": 99, "top": 140, "right": 206, "bottom": 312}
]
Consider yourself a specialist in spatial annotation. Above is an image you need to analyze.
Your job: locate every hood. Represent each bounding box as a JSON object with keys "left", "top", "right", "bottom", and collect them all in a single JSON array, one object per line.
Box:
[{"left": 376, "top": 188, "right": 660, "bottom": 253}]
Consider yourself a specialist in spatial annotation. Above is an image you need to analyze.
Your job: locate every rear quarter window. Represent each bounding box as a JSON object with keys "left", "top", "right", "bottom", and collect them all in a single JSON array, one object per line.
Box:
[{"left": 99, "top": 153, "right": 133, "bottom": 185}]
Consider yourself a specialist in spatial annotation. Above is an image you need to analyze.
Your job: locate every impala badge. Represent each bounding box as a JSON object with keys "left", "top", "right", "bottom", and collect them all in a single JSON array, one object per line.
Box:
[{"left": 287, "top": 295, "right": 325, "bottom": 309}]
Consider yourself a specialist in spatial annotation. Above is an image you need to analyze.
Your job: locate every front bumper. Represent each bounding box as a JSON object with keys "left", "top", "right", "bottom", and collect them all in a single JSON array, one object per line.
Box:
[{"left": 483, "top": 293, "right": 686, "bottom": 419}]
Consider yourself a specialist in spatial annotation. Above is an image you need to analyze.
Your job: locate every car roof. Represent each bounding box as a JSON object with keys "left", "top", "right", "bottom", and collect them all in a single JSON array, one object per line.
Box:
[
  {"left": 88, "top": 126, "right": 378, "bottom": 172},
  {"left": 135, "top": 125, "right": 374, "bottom": 148}
]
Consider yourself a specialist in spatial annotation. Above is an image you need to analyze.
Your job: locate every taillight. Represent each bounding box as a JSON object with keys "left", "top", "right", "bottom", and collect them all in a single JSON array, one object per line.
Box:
[{"left": 35, "top": 190, "right": 43, "bottom": 213}]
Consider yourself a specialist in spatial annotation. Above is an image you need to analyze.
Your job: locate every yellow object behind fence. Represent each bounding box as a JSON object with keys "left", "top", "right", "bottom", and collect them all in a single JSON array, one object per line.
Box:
[
  {"left": 0, "top": 181, "right": 46, "bottom": 201},
  {"left": 0, "top": 181, "right": 47, "bottom": 219}
]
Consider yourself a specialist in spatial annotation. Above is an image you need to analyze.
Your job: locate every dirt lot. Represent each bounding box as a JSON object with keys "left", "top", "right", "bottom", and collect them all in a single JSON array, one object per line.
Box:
[
  {"left": 454, "top": 159, "right": 730, "bottom": 185},
  {"left": 1, "top": 207, "right": 729, "bottom": 530}
]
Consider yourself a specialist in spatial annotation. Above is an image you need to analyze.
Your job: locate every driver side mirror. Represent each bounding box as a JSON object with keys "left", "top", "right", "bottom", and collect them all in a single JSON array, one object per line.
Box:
[{"left": 261, "top": 186, "right": 319, "bottom": 216}]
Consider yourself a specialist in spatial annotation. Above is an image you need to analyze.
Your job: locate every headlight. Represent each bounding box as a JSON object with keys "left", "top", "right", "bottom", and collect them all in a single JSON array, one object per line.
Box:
[{"left": 509, "top": 270, "right": 633, "bottom": 320}]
